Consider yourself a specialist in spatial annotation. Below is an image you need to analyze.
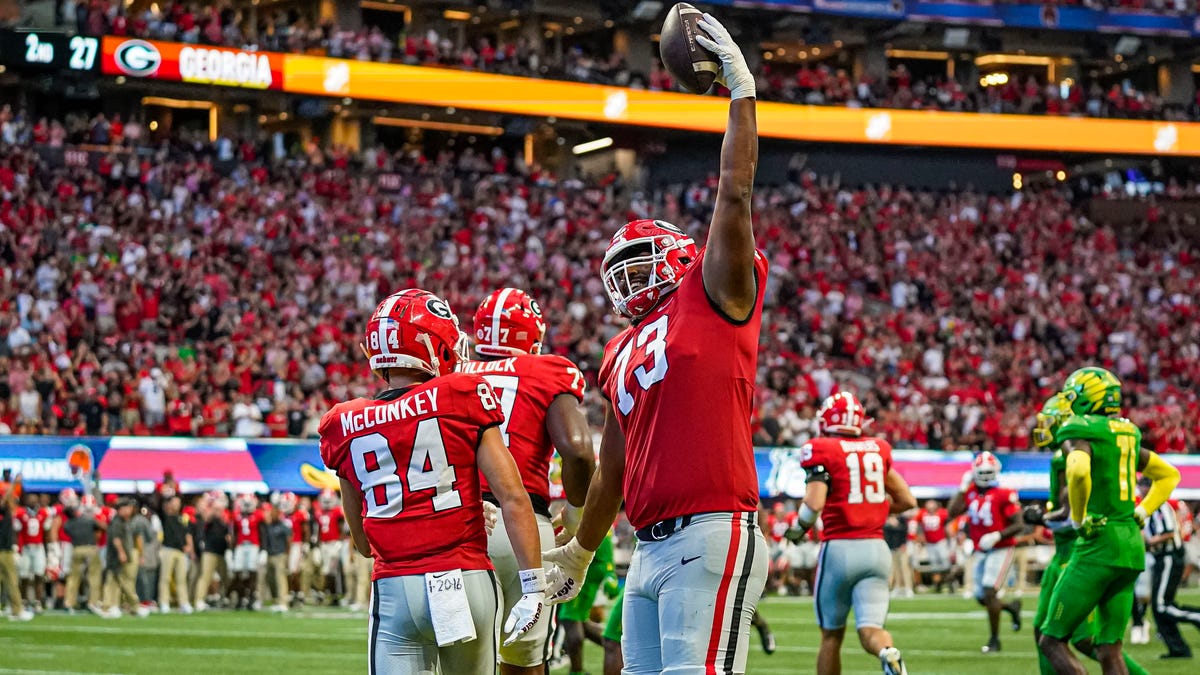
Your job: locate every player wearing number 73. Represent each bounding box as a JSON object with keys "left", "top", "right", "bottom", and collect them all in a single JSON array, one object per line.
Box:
[
  {"left": 543, "top": 12, "right": 770, "bottom": 674},
  {"left": 788, "top": 392, "right": 916, "bottom": 675},
  {"left": 318, "top": 288, "right": 551, "bottom": 675}
]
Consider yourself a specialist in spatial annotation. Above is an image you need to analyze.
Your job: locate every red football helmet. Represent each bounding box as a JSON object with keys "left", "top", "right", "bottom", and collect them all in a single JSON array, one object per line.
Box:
[
  {"left": 472, "top": 288, "right": 546, "bottom": 357},
  {"left": 58, "top": 488, "right": 80, "bottom": 509},
  {"left": 277, "top": 492, "right": 298, "bottom": 515},
  {"left": 318, "top": 488, "right": 339, "bottom": 510},
  {"left": 602, "top": 219, "right": 697, "bottom": 319},
  {"left": 79, "top": 493, "right": 97, "bottom": 515},
  {"left": 235, "top": 493, "right": 258, "bottom": 514},
  {"left": 972, "top": 451, "right": 1001, "bottom": 487},
  {"left": 818, "top": 392, "right": 870, "bottom": 437},
  {"left": 363, "top": 289, "right": 467, "bottom": 378}
]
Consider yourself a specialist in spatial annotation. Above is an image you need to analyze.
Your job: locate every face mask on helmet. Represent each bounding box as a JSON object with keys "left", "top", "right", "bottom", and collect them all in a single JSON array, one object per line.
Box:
[
  {"left": 602, "top": 223, "right": 695, "bottom": 319},
  {"left": 973, "top": 453, "right": 1001, "bottom": 488}
]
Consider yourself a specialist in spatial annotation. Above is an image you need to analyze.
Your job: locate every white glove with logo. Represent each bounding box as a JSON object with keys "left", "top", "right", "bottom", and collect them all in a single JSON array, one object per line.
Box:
[
  {"left": 978, "top": 531, "right": 1001, "bottom": 552},
  {"left": 693, "top": 13, "right": 756, "bottom": 100},
  {"left": 482, "top": 501, "right": 499, "bottom": 536},
  {"left": 502, "top": 568, "right": 546, "bottom": 646},
  {"left": 543, "top": 537, "right": 595, "bottom": 605}
]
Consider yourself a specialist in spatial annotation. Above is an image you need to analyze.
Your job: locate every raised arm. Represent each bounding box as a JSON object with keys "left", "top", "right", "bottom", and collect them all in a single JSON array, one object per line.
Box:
[{"left": 694, "top": 14, "right": 758, "bottom": 322}]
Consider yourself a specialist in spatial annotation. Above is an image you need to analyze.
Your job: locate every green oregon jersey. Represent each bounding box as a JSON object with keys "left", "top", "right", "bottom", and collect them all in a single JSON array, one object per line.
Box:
[
  {"left": 1047, "top": 448, "right": 1078, "bottom": 552},
  {"left": 1054, "top": 414, "right": 1145, "bottom": 570}
]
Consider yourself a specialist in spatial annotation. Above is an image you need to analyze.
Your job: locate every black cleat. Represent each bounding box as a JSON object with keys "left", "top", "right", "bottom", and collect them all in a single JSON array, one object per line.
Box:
[
  {"left": 756, "top": 625, "right": 776, "bottom": 655},
  {"left": 1007, "top": 600, "right": 1022, "bottom": 632},
  {"left": 982, "top": 638, "right": 1001, "bottom": 654},
  {"left": 1160, "top": 652, "right": 1192, "bottom": 659}
]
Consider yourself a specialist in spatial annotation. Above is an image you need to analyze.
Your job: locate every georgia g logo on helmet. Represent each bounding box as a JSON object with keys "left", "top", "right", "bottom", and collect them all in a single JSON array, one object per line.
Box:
[{"left": 425, "top": 297, "right": 453, "bottom": 320}]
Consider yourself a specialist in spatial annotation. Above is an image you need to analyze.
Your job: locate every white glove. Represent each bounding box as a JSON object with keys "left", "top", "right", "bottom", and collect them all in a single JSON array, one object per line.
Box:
[
  {"left": 483, "top": 501, "right": 499, "bottom": 536},
  {"left": 1133, "top": 505, "right": 1148, "bottom": 529},
  {"left": 959, "top": 470, "right": 975, "bottom": 493},
  {"left": 502, "top": 568, "right": 546, "bottom": 646},
  {"left": 978, "top": 532, "right": 1001, "bottom": 552},
  {"left": 693, "top": 13, "right": 755, "bottom": 100},
  {"left": 542, "top": 537, "right": 595, "bottom": 605}
]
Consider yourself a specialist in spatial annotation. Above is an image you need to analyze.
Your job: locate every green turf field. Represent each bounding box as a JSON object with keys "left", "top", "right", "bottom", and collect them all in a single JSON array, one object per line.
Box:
[{"left": 3, "top": 590, "right": 1199, "bottom": 674}]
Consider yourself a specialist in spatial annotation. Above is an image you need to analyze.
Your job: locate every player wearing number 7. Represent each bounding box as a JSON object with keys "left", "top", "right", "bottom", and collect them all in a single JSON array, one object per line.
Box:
[
  {"left": 543, "top": 12, "right": 770, "bottom": 675},
  {"left": 318, "top": 289, "right": 550, "bottom": 675},
  {"left": 788, "top": 392, "right": 916, "bottom": 675},
  {"left": 459, "top": 287, "right": 596, "bottom": 675}
]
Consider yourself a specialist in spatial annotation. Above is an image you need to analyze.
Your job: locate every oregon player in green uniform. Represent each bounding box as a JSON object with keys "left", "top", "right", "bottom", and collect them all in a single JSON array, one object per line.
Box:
[
  {"left": 1027, "top": 394, "right": 1148, "bottom": 675},
  {"left": 559, "top": 533, "right": 617, "bottom": 675},
  {"left": 1039, "top": 367, "right": 1181, "bottom": 675}
]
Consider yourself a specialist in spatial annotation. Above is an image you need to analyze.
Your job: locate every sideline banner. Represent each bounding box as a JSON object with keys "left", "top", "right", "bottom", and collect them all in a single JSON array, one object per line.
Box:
[{"left": 2, "top": 436, "right": 1197, "bottom": 500}]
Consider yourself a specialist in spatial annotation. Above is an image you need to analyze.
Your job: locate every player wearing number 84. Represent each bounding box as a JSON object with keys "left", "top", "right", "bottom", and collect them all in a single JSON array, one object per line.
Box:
[
  {"left": 790, "top": 392, "right": 916, "bottom": 675},
  {"left": 543, "top": 12, "right": 771, "bottom": 674},
  {"left": 318, "top": 288, "right": 551, "bottom": 674}
]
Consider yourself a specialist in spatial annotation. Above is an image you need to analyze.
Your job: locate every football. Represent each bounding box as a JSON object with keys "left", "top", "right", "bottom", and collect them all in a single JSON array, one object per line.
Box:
[{"left": 659, "top": 3, "right": 720, "bottom": 94}]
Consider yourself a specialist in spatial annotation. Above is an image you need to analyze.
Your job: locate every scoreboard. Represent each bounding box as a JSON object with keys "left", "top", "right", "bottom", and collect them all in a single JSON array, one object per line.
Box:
[{"left": 0, "top": 30, "right": 100, "bottom": 73}]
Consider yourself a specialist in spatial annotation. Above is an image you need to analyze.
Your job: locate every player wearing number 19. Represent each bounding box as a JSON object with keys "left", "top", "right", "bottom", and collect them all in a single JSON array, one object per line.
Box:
[
  {"left": 791, "top": 392, "right": 916, "bottom": 675},
  {"left": 1039, "top": 367, "right": 1180, "bottom": 675},
  {"left": 544, "top": 12, "right": 770, "bottom": 674},
  {"left": 318, "top": 289, "right": 550, "bottom": 674},
  {"left": 459, "top": 287, "right": 595, "bottom": 675}
]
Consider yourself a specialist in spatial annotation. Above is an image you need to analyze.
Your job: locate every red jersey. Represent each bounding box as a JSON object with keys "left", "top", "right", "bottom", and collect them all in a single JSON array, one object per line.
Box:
[
  {"left": 314, "top": 506, "right": 344, "bottom": 543},
  {"left": 55, "top": 504, "right": 71, "bottom": 544},
  {"left": 287, "top": 510, "right": 309, "bottom": 544},
  {"left": 459, "top": 353, "right": 586, "bottom": 502},
  {"left": 963, "top": 485, "right": 1020, "bottom": 549},
  {"left": 801, "top": 435, "right": 894, "bottom": 540},
  {"left": 234, "top": 512, "right": 262, "bottom": 546},
  {"left": 598, "top": 249, "right": 768, "bottom": 529},
  {"left": 96, "top": 507, "right": 113, "bottom": 546},
  {"left": 319, "top": 372, "right": 504, "bottom": 578},
  {"left": 17, "top": 507, "right": 53, "bottom": 546},
  {"left": 767, "top": 511, "right": 798, "bottom": 543},
  {"left": 913, "top": 508, "right": 949, "bottom": 545}
]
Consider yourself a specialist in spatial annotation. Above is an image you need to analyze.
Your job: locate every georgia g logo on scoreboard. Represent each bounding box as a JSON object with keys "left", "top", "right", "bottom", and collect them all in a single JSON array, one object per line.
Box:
[{"left": 113, "top": 39, "right": 161, "bottom": 77}]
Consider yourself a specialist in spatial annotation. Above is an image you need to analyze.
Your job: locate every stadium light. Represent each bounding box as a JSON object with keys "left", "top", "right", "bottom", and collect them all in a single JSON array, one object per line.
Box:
[{"left": 572, "top": 137, "right": 614, "bottom": 155}]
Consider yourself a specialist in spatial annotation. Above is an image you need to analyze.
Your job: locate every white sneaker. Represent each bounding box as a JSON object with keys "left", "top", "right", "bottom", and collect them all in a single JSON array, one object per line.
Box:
[
  {"left": 272, "top": 604, "right": 288, "bottom": 614},
  {"left": 348, "top": 603, "right": 363, "bottom": 612},
  {"left": 9, "top": 609, "right": 34, "bottom": 622},
  {"left": 135, "top": 606, "right": 151, "bottom": 618},
  {"left": 160, "top": 603, "right": 171, "bottom": 614},
  {"left": 251, "top": 600, "right": 263, "bottom": 612},
  {"left": 880, "top": 647, "right": 908, "bottom": 675},
  {"left": 1130, "top": 624, "right": 1149, "bottom": 645},
  {"left": 180, "top": 604, "right": 194, "bottom": 615},
  {"left": 194, "top": 601, "right": 208, "bottom": 612},
  {"left": 88, "top": 604, "right": 104, "bottom": 616},
  {"left": 100, "top": 608, "right": 121, "bottom": 619}
]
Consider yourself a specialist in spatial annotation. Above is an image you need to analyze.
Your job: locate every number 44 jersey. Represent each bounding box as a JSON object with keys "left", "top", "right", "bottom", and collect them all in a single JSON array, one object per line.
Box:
[
  {"left": 319, "top": 372, "right": 504, "bottom": 579},
  {"left": 598, "top": 248, "right": 769, "bottom": 531},
  {"left": 801, "top": 436, "right": 894, "bottom": 540}
]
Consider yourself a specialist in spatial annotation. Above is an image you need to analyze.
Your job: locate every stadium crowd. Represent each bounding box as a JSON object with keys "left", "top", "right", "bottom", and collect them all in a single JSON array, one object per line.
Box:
[
  {"left": 51, "top": 1, "right": 1197, "bottom": 121},
  {"left": 0, "top": 105, "right": 1197, "bottom": 453}
]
